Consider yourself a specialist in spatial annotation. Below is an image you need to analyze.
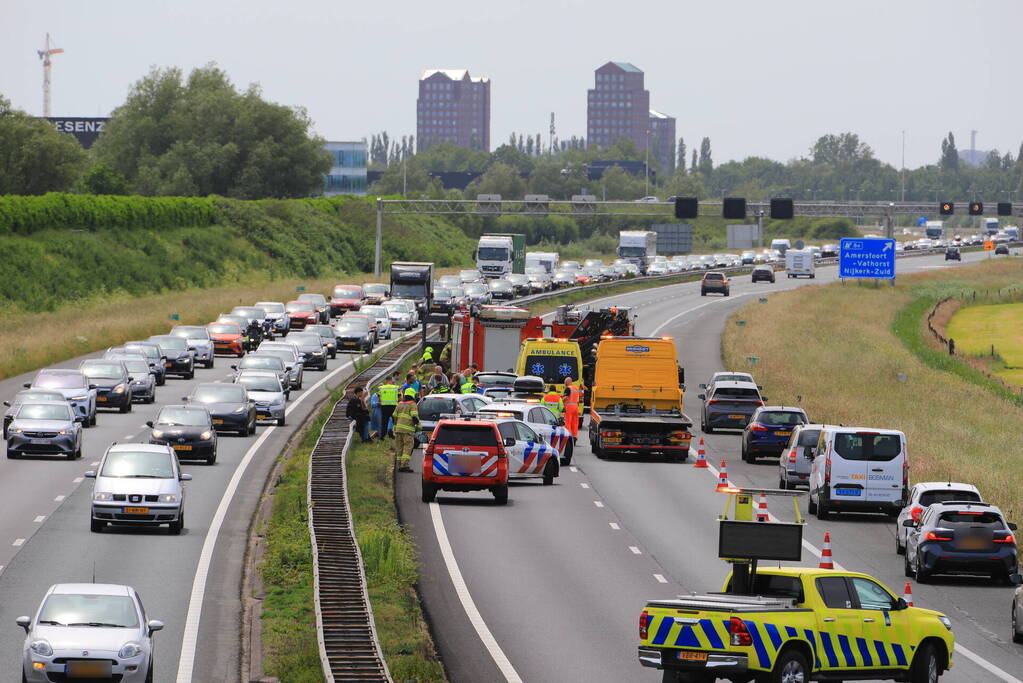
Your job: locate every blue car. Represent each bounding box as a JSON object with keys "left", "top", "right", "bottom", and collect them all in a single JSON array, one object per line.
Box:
[
  {"left": 905, "top": 501, "right": 1018, "bottom": 584},
  {"left": 741, "top": 406, "right": 808, "bottom": 462}
]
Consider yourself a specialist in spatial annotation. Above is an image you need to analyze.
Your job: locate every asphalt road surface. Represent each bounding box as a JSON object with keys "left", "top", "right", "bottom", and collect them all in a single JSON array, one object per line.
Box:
[
  {"left": 0, "top": 328, "right": 413, "bottom": 681},
  {"left": 397, "top": 248, "right": 1023, "bottom": 683}
]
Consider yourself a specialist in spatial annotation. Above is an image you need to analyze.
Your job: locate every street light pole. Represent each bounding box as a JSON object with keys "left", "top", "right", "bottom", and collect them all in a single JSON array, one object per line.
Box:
[{"left": 374, "top": 197, "right": 383, "bottom": 277}]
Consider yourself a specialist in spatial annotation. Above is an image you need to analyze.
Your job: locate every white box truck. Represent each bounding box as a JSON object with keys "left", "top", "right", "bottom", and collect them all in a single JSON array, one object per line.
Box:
[
  {"left": 785, "top": 249, "right": 815, "bottom": 278},
  {"left": 476, "top": 234, "right": 515, "bottom": 278},
  {"left": 617, "top": 231, "right": 657, "bottom": 274},
  {"left": 525, "top": 251, "right": 560, "bottom": 274}
]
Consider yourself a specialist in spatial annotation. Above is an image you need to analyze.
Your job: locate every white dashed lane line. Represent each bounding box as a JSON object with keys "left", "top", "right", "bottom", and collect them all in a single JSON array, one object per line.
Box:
[
  {"left": 72, "top": 477, "right": 83, "bottom": 483},
  {"left": 593, "top": 501, "right": 604, "bottom": 508},
  {"left": 579, "top": 482, "right": 590, "bottom": 489},
  {"left": 653, "top": 574, "right": 668, "bottom": 584},
  {"left": 609, "top": 522, "right": 620, "bottom": 530},
  {"left": 629, "top": 546, "right": 642, "bottom": 555},
  {"left": 33, "top": 516, "right": 45, "bottom": 523},
  {"left": 12, "top": 539, "right": 24, "bottom": 547},
  {"left": 54, "top": 495, "right": 65, "bottom": 502}
]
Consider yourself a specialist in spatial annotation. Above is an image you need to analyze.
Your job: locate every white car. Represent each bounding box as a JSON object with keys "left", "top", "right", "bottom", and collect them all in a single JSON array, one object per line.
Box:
[
  {"left": 476, "top": 401, "right": 575, "bottom": 464},
  {"left": 382, "top": 300, "right": 418, "bottom": 329},
  {"left": 894, "top": 481, "right": 982, "bottom": 554},
  {"left": 234, "top": 369, "right": 288, "bottom": 426},
  {"left": 417, "top": 392, "right": 492, "bottom": 438},
  {"left": 360, "top": 305, "right": 393, "bottom": 339},
  {"left": 18, "top": 583, "right": 163, "bottom": 683},
  {"left": 488, "top": 416, "right": 561, "bottom": 484},
  {"left": 86, "top": 443, "right": 191, "bottom": 534},
  {"left": 808, "top": 427, "right": 908, "bottom": 520},
  {"left": 253, "top": 343, "right": 304, "bottom": 390}
]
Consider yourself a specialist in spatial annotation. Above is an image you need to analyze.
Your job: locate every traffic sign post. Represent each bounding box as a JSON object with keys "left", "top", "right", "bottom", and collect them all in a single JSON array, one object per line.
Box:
[{"left": 839, "top": 238, "right": 897, "bottom": 282}]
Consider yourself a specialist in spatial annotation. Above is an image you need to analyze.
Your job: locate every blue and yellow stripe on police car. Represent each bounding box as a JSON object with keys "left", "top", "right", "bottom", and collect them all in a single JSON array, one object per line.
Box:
[{"left": 645, "top": 614, "right": 910, "bottom": 672}]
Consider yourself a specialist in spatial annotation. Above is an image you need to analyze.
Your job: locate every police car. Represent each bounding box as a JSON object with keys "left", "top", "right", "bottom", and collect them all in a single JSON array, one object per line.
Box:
[
  {"left": 469, "top": 412, "right": 561, "bottom": 485},
  {"left": 476, "top": 401, "right": 574, "bottom": 465}
]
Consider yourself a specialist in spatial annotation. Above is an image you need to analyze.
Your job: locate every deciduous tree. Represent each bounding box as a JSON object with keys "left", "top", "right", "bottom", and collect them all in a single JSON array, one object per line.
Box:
[{"left": 0, "top": 95, "right": 87, "bottom": 195}]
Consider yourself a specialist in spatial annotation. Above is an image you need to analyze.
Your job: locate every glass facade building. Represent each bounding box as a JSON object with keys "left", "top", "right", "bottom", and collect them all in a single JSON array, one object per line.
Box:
[{"left": 323, "top": 141, "right": 368, "bottom": 196}]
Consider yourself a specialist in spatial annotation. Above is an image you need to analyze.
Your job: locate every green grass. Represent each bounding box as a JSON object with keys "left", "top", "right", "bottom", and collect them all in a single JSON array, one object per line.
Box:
[{"left": 946, "top": 302, "right": 1023, "bottom": 377}]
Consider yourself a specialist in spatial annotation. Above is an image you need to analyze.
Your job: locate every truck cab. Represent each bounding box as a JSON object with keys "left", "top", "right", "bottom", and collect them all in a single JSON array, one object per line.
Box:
[
  {"left": 617, "top": 230, "right": 658, "bottom": 275},
  {"left": 476, "top": 235, "right": 514, "bottom": 278},
  {"left": 389, "top": 262, "right": 433, "bottom": 318}
]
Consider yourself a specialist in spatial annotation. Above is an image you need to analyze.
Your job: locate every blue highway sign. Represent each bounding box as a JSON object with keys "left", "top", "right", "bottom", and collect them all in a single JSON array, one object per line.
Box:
[{"left": 839, "top": 238, "right": 896, "bottom": 279}]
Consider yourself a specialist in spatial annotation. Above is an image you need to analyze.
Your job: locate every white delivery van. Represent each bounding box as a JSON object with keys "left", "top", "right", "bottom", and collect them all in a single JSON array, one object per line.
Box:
[
  {"left": 808, "top": 426, "right": 908, "bottom": 519},
  {"left": 770, "top": 238, "right": 791, "bottom": 255},
  {"left": 785, "top": 249, "right": 815, "bottom": 278}
]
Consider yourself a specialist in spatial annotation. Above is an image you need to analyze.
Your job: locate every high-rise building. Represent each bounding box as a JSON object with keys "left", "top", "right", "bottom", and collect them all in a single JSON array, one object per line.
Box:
[
  {"left": 648, "top": 109, "right": 676, "bottom": 174},
  {"left": 323, "top": 141, "right": 367, "bottom": 196},
  {"left": 586, "top": 62, "right": 650, "bottom": 152},
  {"left": 416, "top": 69, "right": 491, "bottom": 153}
]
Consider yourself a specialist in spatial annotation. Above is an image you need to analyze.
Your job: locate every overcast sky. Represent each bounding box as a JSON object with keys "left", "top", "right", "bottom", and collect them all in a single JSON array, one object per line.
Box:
[{"left": 3, "top": 0, "right": 1020, "bottom": 169}]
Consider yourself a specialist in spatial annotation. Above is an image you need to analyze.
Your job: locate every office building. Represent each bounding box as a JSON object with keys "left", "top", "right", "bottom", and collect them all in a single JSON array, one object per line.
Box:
[
  {"left": 648, "top": 109, "right": 676, "bottom": 173},
  {"left": 586, "top": 61, "right": 650, "bottom": 151},
  {"left": 417, "top": 69, "right": 491, "bottom": 153},
  {"left": 323, "top": 141, "right": 367, "bottom": 196}
]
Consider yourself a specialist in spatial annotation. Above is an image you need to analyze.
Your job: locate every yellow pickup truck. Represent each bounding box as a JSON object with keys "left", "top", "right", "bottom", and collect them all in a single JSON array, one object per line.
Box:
[{"left": 638, "top": 566, "right": 954, "bottom": 683}]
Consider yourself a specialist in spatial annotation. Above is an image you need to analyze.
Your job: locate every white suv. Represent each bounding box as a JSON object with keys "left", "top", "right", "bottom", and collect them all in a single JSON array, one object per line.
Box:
[
  {"left": 86, "top": 443, "right": 191, "bottom": 534},
  {"left": 808, "top": 426, "right": 907, "bottom": 519},
  {"left": 476, "top": 401, "right": 574, "bottom": 464}
]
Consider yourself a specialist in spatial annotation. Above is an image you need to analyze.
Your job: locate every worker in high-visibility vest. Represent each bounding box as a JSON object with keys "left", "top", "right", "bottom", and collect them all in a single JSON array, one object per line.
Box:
[
  {"left": 563, "top": 377, "right": 582, "bottom": 439},
  {"left": 542, "top": 384, "right": 564, "bottom": 416},
  {"left": 419, "top": 345, "right": 434, "bottom": 366},
  {"left": 375, "top": 375, "right": 400, "bottom": 438},
  {"left": 460, "top": 375, "right": 478, "bottom": 394},
  {"left": 392, "top": 388, "right": 420, "bottom": 472}
]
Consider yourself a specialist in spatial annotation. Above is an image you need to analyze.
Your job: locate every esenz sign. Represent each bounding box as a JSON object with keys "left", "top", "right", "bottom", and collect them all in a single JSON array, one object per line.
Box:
[
  {"left": 839, "top": 238, "right": 896, "bottom": 280},
  {"left": 44, "top": 117, "right": 110, "bottom": 149}
]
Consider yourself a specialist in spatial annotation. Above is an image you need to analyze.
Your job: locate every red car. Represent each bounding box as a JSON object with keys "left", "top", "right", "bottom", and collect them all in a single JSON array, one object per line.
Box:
[
  {"left": 207, "top": 322, "right": 246, "bottom": 357},
  {"left": 285, "top": 301, "right": 319, "bottom": 330},
  {"left": 330, "top": 285, "right": 364, "bottom": 317},
  {"left": 421, "top": 418, "right": 509, "bottom": 505},
  {"left": 575, "top": 272, "right": 592, "bottom": 285}
]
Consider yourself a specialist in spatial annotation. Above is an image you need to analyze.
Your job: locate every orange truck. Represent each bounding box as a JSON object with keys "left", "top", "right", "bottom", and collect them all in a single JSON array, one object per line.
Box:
[{"left": 587, "top": 337, "right": 692, "bottom": 461}]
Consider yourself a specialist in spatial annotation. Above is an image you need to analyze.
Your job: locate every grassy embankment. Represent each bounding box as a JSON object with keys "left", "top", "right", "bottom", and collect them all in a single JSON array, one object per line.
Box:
[
  {"left": 0, "top": 193, "right": 474, "bottom": 378},
  {"left": 722, "top": 258, "right": 1023, "bottom": 517},
  {"left": 259, "top": 347, "right": 444, "bottom": 682},
  {"left": 946, "top": 303, "right": 1023, "bottom": 386}
]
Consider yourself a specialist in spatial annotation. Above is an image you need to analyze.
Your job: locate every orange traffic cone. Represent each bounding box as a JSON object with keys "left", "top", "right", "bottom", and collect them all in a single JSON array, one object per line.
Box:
[
  {"left": 756, "top": 493, "right": 769, "bottom": 522},
  {"left": 903, "top": 582, "right": 913, "bottom": 607},
  {"left": 693, "top": 437, "right": 708, "bottom": 468},
  {"left": 819, "top": 532, "right": 834, "bottom": 569},
  {"left": 715, "top": 459, "right": 730, "bottom": 491}
]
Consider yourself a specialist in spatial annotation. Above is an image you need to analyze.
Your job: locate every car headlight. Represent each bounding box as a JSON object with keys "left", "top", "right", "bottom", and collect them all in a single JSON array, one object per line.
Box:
[
  {"left": 13, "top": 428, "right": 23, "bottom": 434},
  {"left": 118, "top": 642, "right": 144, "bottom": 659},
  {"left": 233, "top": 406, "right": 247, "bottom": 414},
  {"left": 29, "top": 639, "right": 52, "bottom": 657},
  {"left": 94, "top": 492, "right": 114, "bottom": 501},
  {"left": 937, "top": 615, "right": 952, "bottom": 631},
  {"left": 157, "top": 493, "right": 178, "bottom": 503},
  {"left": 200, "top": 430, "right": 213, "bottom": 440},
  {"left": 112, "top": 383, "right": 126, "bottom": 394},
  {"left": 57, "top": 429, "right": 68, "bottom": 435},
  {"left": 312, "top": 351, "right": 323, "bottom": 356},
  {"left": 70, "top": 395, "right": 88, "bottom": 401},
  {"left": 151, "top": 429, "right": 165, "bottom": 439}
]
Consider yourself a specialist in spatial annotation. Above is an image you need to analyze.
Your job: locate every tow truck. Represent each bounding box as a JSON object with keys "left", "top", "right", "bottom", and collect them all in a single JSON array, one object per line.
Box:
[{"left": 638, "top": 488, "right": 957, "bottom": 683}]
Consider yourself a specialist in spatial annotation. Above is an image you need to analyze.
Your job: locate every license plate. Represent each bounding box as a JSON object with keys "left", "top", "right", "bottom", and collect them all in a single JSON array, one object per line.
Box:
[
  {"left": 450, "top": 453, "right": 480, "bottom": 475},
  {"left": 165, "top": 362, "right": 173, "bottom": 367},
  {"left": 67, "top": 660, "right": 112, "bottom": 677},
  {"left": 677, "top": 651, "right": 708, "bottom": 662},
  {"left": 775, "top": 430, "right": 792, "bottom": 437},
  {"left": 343, "top": 342, "right": 358, "bottom": 347},
  {"left": 958, "top": 537, "right": 987, "bottom": 550},
  {"left": 728, "top": 414, "right": 745, "bottom": 419},
  {"left": 172, "top": 444, "right": 192, "bottom": 451},
  {"left": 257, "top": 413, "right": 269, "bottom": 420},
  {"left": 835, "top": 488, "right": 861, "bottom": 496},
  {"left": 30, "top": 439, "right": 50, "bottom": 445},
  {"left": 96, "top": 396, "right": 107, "bottom": 402},
  {"left": 123, "top": 507, "right": 149, "bottom": 514},
  {"left": 212, "top": 418, "right": 224, "bottom": 424}
]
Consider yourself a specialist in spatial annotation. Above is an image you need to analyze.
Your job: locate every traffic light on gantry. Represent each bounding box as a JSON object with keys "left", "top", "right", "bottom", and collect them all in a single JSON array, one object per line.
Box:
[
  {"left": 674, "top": 197, "right": 699, "bottom": 219},
  {"left": 939, "top": 202, "right": 954, "bottom": 216},
  {"left": 969, "top": 202, "right": 984, "bottom": 216}
]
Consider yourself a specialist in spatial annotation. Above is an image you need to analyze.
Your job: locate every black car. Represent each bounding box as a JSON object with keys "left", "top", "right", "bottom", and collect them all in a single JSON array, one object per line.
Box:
[
  {"left": 185, "top": 383, "right": 256, "bottom": 436},
  {"left": 148, "top": 404, "right": 218, "bottom": 465},
  {"left": 751, "top": 265, "right": 776, "bottom": 283},
  {"left": 286, "top": 331, "right": 329, "bottom": 370},
  {"left": 306, "top": 324, "right": 338, "bottom": 359},
  {"left": 334, "top": 318, "right": 375, "bottom": 353},
  {"left": 430, "top": 288, "right": 460, "bottom": 316},
  {"left": 148, "top": 335, "right": 196, "bottom": 379},
  {"left": 488, "top": 279, "right": 516, "bottom": 300},
  {"left": 79, "top": 360, "right": 134, "bottom": 413},
  {"left": 904, "top": 501, "right": 1018, "bottom": 584},
  {"left": 995, "top": 244, "right": 1010, "bottom": 255},
  {"left": 114, "top": 342, "right": 167, "bottom": 385},
  {"left": 945, "top": 246, "right": 961, "bottom": 261},
  {"left": 698, "top": 381, "right": 765, "bottom": 433}
]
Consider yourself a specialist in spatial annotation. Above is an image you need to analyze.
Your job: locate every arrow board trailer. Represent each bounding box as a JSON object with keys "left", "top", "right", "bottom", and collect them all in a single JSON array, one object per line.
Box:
[
  {"left": 784, "top": 249, "right": 815, "bottom": 278},
  {"left": 450, "top": 305, "right": 531, "bottom": 373}
]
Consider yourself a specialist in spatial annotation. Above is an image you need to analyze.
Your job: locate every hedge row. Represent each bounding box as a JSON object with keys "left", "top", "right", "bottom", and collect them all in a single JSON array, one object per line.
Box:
[{"left": 0, "top": 193, "right": 218, "bottom": 234}]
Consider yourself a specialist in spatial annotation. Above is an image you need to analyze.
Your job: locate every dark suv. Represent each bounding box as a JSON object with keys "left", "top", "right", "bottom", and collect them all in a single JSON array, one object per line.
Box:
[
  {"left": 741, "top": 406, "right": 808, "bottom": 462},
  {"left": 79, "top": 360, "right": 134, "bottom": 413},
  {"left": 945, "top": 246, "right": 961, "bottom": 261},
  {"left": 904, "top": 501, "right": 1018, "bottom": 584},
  {"left": 751, "top": 265, "right": 775, "bottom": 283},
  {"left": 698, "top": 381, "right": 764, "bottom": 433},
  {"left": 700, "top": 272, "right": 730, "bottom": 296}
]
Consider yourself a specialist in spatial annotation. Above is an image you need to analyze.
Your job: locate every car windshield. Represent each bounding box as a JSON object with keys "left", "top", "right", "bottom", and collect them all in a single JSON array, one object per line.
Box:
[
  {"left": 256, "top": 302, "right": 285, "bottom": 314},
  {"left": 307, "top": 326, "right": 334, "bottom": 339},
  {"left": 123, "top": 360, "right": 150, "bottom": 375},
  {"left": 217, "top": 316, "right": 248, "bottom": 327},
  {"left": 361, "top": 306, "right": 387, "bottom": 318},
  {"left": 476, "top": 373, "right": 515, "bottom": 387},
  {"left": 260, "top": 349, "right": 295, "bottom": 363},
  {"left": 299, "top": 294, "right": 325, "bottom": 304},
  {"left": 192, "top": 385, "right": 246, "bottom": 403},
  {"left": 465, "top": 284, "right": 486, "bottom": 294},
  {"left": 233, "top": 308, "right": 263, "bottom": 318},
  {"left": 81, "top": 363, "right": 125, "bottom": 379},
  {"left": 833, "top": 433, "right": 902, "bottom": 462},
  {"left": 490, "top": 281, "right": 512, "bottom": 290},
  {"left": 286, "top": 302, "right": 315, "bottom": 312},
  {"left": 712, "top": 387, "right": 761, "bottom": 398},
  {"left": 364, "top": 284, "right": 388, "bottom": 295},
  {"left": 37, "top": 594, "right": 139, "bottom": 628},
  {"left": 171, "top": 326, "right": 208, "bottom": 339},
  {"left": 383, "top": 302, "right": 408, "bottom": 313},
  {"left": 14, "top": 392, "right": 63, "bottom": 405},
  {"left": 238, "top": 375, "right": 282, "bottom": 392},
  {"left": 240, "top": 356, "right": 283, "bottom": 370},
  {"left": 704, "top": 273, "right": 724, "bottom": 281},
  {"left": 336, "top": 322, "right": 368, "bottom": 333},
  {"left": 459, "top": 270, "right": 479, "bottom": 278},
  {"left": 523, "top": 355, "right": 580, "bottom": 384},
  {"left": 758, "top": 411, "right": 807, "bottom": 426},
  {"left": 288, "top": 333, "right": 321, "bottom": 345},
  {"left": 35, "top": 373, "right": 86, "bottom": 389},
  {"left": 151, "top": 336, "right": 187, "bottom": 351},
  {"left": 16, "top": 404, "right": 72, "bottom": 421},
  {"left": 434, "top": 424, "right": 497, "bottom": 445},
  {"left": 434, "top": 288, "right": 452, "bottom": 298},
  {"left": 937, "top": 510, "right": 1003, "bottom": 527},
  {"left": 920, "top": 490, "right": 982, "bottom": 506},
  {"left": 124, "top": 344, "right": 159, "bottom": 358},
  {"left": 208, "top": 324, "right": 241, "bottom": 335},
  {"left": 157, "top": 407, "right": 208, "bottom": 426},
  {"left": 101, "top": 451, "right": 174, "bottom": 478},
  {"left": 797, "top": 429, "right": 821, "bottom": 446},
  {"left": 333, "top": 287, "right": 361, "bottom": 298},
  {"left": 419, "top": 397, "right": 456, "bottom": 420},
  {"left": 713, "top": 374, "right": 753, "bottom": 383},
  {"left": 478, "top": 247, "right": 509, "bottom": 261}
]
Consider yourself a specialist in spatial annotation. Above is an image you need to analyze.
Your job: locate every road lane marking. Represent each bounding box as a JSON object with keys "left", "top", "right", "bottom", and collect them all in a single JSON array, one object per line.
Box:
[
  {"left": 609, "top": 522, "right": 620, "bottom": 530},
  {"left": 593, "top": 501, "right": 604, "bottom": 508},
  {"left": 629, "top": 546, "right": 642, "bottom": 555},
  {"left": 91, "top": 461, "right": 100, "bottom": 466},
  {"left": 72, "top": 477, "right": 83, "bottom": 483},
  {"left": 54, "top": 495, "right": 65, "bottom": 502},
  {"left": 579, "top": 482, "right": 590, "bottom": 489},
  {"left": 650, "top": 293, "right": 754, "bottom": 336},
  {"left": 430, "top": 502, "right": 523, "bottom": 683},
  {"left": 12, "top": 538, "right": 24, "bottom": 546},
  {"left": 654, "top": 574, "right": 668, "bottom": 583},
  {"left": 33, "top": 516, "right": 45, "bottom": 523},
  {"left": 176, "top": 332, "right": 417, "bottom": 682},
  {"left": 569, "top": 466, "right": 578, "bottom": 472}
]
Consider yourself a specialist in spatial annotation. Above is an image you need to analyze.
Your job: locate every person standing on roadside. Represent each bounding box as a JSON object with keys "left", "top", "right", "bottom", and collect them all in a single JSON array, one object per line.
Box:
[
  {"left": 347, "top": 386, "right": 372, "bottom": 441},
  {"left": 392, "top": 388, "right": 420, "bottom": 472},
  {"left": 542, "top": 383, "right": 564, "bottom": 416},
  {"left": 375, "top": 374, "right": 400, "bottom": 438},
  {"left": 563, "top": 377, "right": 582, "bottom": 440}
]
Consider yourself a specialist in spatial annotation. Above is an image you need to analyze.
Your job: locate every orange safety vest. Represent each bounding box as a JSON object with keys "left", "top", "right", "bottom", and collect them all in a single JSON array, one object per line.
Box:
[{"left": 565, "top": 385, "right": 582, "bottom": 408}]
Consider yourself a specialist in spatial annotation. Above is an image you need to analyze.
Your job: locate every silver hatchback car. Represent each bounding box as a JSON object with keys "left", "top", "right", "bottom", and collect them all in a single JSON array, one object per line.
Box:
[
  {"left": 86, "top": 443, "right": 191, "bottom": 534},
  {"left": 18, "top": 583, "right": 163, "bottom": 683}
]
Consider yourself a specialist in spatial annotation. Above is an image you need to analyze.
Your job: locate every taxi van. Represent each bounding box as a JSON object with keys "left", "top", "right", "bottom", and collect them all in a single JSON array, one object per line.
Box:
[{"left": 808, "top": 426, "right": 908, "bottom": 520}]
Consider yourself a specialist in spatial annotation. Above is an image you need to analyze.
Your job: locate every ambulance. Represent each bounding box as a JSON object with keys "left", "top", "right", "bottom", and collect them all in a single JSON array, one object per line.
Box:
[{"left": 514, "top": 338, "right": 584, "bottom": 396}]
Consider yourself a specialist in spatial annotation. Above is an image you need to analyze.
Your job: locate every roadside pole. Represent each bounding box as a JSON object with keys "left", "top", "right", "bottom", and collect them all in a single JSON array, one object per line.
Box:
[
  {"left": 374, "top": 198, "right": 383, "bottom": 278},
  {"left": 756, "top": 210, "right": 765, "bottom": 248}
]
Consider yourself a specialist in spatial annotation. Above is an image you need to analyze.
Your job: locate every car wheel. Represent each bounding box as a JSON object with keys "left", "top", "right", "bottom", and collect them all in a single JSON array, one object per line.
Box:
[
  {"left": 277, "top": 416, "right": 286, "bottom": 427},
  {"left": 206, "top": 454, "right": 216, "bottom": 466},
  {"left": 904, "top": 552, "right": 914, "bottom": 578},
  {"left": 148, "top": 393, "right": 156, "bottom": 404},
  {"left": 296, "top": 378, "right": 304, "bottom": 390},
  {"left": 778, "top": 476, "right": 788, "bottom": 490},
  {"left": 185, "top": 368, "right": 195, "bottom": 380},
  {"left": 6, "top": 448, "right": 16, "bottom": 459},
  {"left": 421, "top": 482, "right": 437, "bottom": 503},
  {"left": 120, "top": 401, "right": 132, "bottom": 414},
  {"left": 701, "top": 290, "right": 707, "bottom": 296},
  {"left": 89, "top": 413, "right": 97, "bottom": 427},
  {"left": 807, "top": 491, "right": 818, "bottom": 515},
  {"left": 542, "top": 458, "right": 557, "bottom": 485},
  {"left": 66, "top": 449, "right": 76, "bottom": 461},
  {"left": 90, "top": 519, "right": 105, "bottom": 533},
  {"left": 896, "top": 530, "right": 905, "bottom": 555},
  {"left": 144, "top": 657, "right": 154, "bottom": 683},
  {"left": 169, "top": 513, "right": 183, "bottom": 535},
  {"left": 206, "top": 359, "right": 215, "bottom": 369},
  {"left": 770, "top": 648, "right": 809, "bottom": 683},
  {"left": 908, "top": 641, "right": 939, "bottom": 683},
  {"left": 914, "top": 553, "right": 929, "bottom": 584},
  {"left": 559, "top": 441, "right": 574, "bottom": 466},
  {"left": 248, "top": 418, "right": 257, "bottom": 435},
  {"left": 1013, "top": 600, "right": 1023, "bottom": 643},
  {"left": 492, "top": 484, "right": 509, "bottom": 505},
  {"left": 157, "top": 376, "right": 166, "bottom": 387},
  {"left": 741, "top": 442, "right": 751, "bottom": 463},
  {"left": 816, "top": 495, "right": 830, "bottom": 520}
]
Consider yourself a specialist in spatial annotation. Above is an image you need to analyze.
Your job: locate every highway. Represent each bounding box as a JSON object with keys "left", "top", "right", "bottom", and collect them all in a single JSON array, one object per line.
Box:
[
  {"left": 397, "top": 248, "right": 1023, "bottom": 683},
  {"left": 0, "top": 330, "right": 413, "bottom": 681}
]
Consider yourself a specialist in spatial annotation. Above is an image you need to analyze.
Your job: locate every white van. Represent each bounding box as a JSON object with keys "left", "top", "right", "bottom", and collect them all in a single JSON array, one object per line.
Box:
[
  {"left": 770, "top": 238, "right": 791, "bottom": 255},
  {"left": 808, "top": 426, "right": 907, "bottom": 519},
  {"left": 785, "top": 249, "right": 815, "bottom": 278}
]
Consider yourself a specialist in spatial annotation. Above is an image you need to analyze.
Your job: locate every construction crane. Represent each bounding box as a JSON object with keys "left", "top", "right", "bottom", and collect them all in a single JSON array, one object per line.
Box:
[{"left": 37, "top": 33, "right": 64, "bottom": 117}]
